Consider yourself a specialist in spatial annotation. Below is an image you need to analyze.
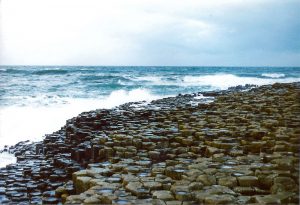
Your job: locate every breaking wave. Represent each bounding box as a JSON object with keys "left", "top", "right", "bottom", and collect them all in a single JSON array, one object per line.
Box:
[
  {"left": 0, "top": 88, "right": 160, "bottom": 150},
  {"left": 261, "top": 73, "right": 286, "bottom": 78},
  {"left": 182, "top": 74, "right": 300, "bottom": 90}
]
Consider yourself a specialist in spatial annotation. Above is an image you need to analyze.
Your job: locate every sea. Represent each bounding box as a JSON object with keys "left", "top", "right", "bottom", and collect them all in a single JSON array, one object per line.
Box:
[{"left": 0, "top": 66, "right": 300, "bottom": 167}]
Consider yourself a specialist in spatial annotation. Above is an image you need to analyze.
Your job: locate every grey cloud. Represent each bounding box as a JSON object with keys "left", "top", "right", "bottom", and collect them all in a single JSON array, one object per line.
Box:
[{"left": 1, "top": 0, "right": 299, "bottom": 66}]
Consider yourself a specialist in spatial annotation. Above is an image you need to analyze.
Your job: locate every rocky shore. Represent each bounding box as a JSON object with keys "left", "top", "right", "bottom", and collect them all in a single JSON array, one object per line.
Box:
[{"left": 0, "top": 82, "right": 299, "bottom": 204}]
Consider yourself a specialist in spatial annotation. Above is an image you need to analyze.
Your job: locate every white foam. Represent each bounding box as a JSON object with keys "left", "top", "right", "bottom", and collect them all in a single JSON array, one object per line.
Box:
[
  {"left": 0, "top": 88, "right": 160, "bottom": 151},
  {"left": 98, "top": 88, "right": 160, "bottom": 108},
  {"left": 194, "top": 94, "right": 213, "bottom": 100},
  {"left": 131, "top": 76, "right": 162, "bottom": 82},
  {"left": 0, "top": 152, "right": 16, "bottom": 167},
  {"left": 130, "top": 76, "right": 167, "bottom": 85},
  {"left": 117, "top": 79, "right": 135, "bottom": 86},
  {"left": 183, "top": 74, "right": 300, "bottom": 90},
  {"left": 261, "top": 73, "right": 286, "bottom": 78},
  {"left": 194, "top": 94, "right": 205, "bottom": 100},
  {"left": 119, "top": 76, "right": 177, "bottom": 86},
  {"left": 122, "top": 74, "right": 299, "bottom": 88}
]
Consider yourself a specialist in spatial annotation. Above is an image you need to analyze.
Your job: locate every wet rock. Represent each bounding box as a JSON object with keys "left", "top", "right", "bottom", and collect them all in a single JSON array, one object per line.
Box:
[
  {"left": 165, "top": 167, "right": 186, "bottom": 180},
  {"left": 143, "top": 181, "right": 162, "bottom": 191},
  {"left": 204, "top": 194, "right": 235, "bottom": 204},
  {"left": 218, "top": 176, "right": 237, "bottom": 188},
  {"left": 65, "top": 194, "right": 85, "bottom": 204},
  {"left": 196, "top": 174, "right": 216, "bottom": 186},
  {"left": 148, "top": 151, "right": 161, "bottom": 160},
  {"left": 42, "top": 197, "right": 59, "bottom": 204},
  {"left": 188, "top": 182, "right": 203, "bottom": 191},
  {"left": 0, "top": 196, "right": 10, "bottom": 203},
  {"left": 83, "top": 196, "right": 102, "bottom": 204},
  {"left": 271, "top": 177, "right": 298, "bottom": 194},
  {"left": 194, "top": 185, "right": 237, "bottom": 203},
  {"left": 125, "top": 182, "right": 143, "bottom": 196},
  {"left": 254, "top": 195, "right": 281, "bottom": 204},
  {"left": 75, "top": 176, "right": 92, "bottom": 194},
  {"left": 112, "top": 199, "right": 132, "bottom": 205},
  {"left": 205, "top": 147, "right": 222, "bottom": 157},
  {"left": 1, "top": 82, "right": 300, "bottom": 204},
  {"left": 174, "top": 191, "right": 191, "bottom": 201},
  {"left": 152, "top": 190, "right": 174, "bottom": 201},
  {"left": 237, "top": 176, "right": 259, "bottom": 187},
  {"left": 165, "top": 200, "right": 182, "bottom": 205}
]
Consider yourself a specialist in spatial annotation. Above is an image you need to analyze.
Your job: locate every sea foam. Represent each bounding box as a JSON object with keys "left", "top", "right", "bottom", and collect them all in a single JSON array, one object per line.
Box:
[
  {"left": 0, "top": 88, "right": 160, "bottom": 150},
  {"left": 120, "top": 73, "right": 299, "bottom": 88},
  {"left": 0, "top": 152, "right": 16, "bottom": 168},
  {"left": 183, "top": 74, "right": 299, "bottom": 90},
  {"left": 261, "top": 73, "right": 286, "bottom": 78}
]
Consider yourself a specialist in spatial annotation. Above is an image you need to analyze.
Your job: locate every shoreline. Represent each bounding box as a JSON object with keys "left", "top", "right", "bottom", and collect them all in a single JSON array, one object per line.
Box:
[
  {"left": 0, "top": 82, "right": 299, "bottom": 204},
  {"left": 0, "top": 83, "right": 255, "bottom": 157}
]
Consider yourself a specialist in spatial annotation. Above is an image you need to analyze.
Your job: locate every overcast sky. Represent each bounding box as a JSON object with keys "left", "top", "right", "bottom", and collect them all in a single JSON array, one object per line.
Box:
[{"left": 0, "top": 0, "right": 299, "bottom": 66}]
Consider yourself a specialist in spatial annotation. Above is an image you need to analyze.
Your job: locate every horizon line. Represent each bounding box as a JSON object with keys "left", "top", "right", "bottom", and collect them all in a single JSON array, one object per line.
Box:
[{"left": 1, "top": 65, "right": 300, "bottom": 68}]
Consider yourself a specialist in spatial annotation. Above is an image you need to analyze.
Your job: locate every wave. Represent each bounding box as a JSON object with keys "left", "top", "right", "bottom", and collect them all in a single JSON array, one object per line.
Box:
[
  {"left": 0, "top": 67, "right": 68, "bottom": 75},
  {"left": 99, "top": 88, "right": 160, "bottom": 108},
  {"left": 182, "top": 74, "right": 300, "bottom": 90},
  {"left": 0, "top": 88, "right": 160, "bottom": 150},
  {"left": 117, "top": 79, "right": 135, "bottom": 86},
  {"left": 120, "top": 74, "right": 299, "bottom": 89},
  {"left": 80, "top": 74, "right": 130, "bottom": 82},
  {"left": 0, "top": 94, "right": 70, "bottom": 107},
  {"left": 131, "top": 76, "right": 163, "bottom": 82},
  {"left": 125, "top": 76, "right": 180, "bottom": 86},
  {"left": 261, "top": 73, "right": 285, "bottom": 78},
  {"left": 117, "top": 76, "right": 172, "bottom": 86},
  {"left": 1, "top": 68, "right": 29, "bottom": 74},
  {"left": 32, "top": 69, "right": 69, "bottom": 75}
]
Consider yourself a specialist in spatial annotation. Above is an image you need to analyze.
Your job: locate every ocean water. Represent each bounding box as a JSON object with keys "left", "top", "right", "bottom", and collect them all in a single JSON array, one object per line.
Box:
[{"left": 0, "top": 66, "right": 300, "bottom": 166}]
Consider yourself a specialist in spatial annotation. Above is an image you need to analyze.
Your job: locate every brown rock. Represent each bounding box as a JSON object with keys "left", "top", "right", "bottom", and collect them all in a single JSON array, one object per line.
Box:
[
  {"left": 75, "top": 176, "right": 92, "bottom": 194},
  {"left": 271, "top": 177, "right": 298, "bottom": 194},
  {"left": 196, "top": 174, "right": 216, "bottom": 186},
  {"left": 143, "top": 181, "right": 162, "bottom": 191},
  {"left": 152, "top": 190, "right": 174, "bottom": 201},
  {"left": 237, "top": 176, "right": 259, "bottom": 187},
  {"left": 204, "top": 195, "right": 235, "bottom": 204},
  {"left": 218, "top": 176, "right": 237, "bottom": 188}
]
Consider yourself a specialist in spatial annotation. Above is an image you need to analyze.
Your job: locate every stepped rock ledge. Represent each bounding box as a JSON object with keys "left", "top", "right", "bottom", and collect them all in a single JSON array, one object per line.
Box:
[{"left": 0, "top": 82, "right": 299, "bottom": 204}]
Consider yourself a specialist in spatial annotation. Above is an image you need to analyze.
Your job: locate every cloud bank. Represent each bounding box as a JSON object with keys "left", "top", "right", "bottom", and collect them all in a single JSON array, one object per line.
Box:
[{"left": 1, "top": 0, "right": 299, "bottom": 66}]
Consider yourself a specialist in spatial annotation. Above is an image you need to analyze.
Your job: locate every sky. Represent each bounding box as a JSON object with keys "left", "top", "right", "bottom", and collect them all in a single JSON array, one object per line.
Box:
[{"left": 0, "top": 0, "right": 299, "bottom": 66}]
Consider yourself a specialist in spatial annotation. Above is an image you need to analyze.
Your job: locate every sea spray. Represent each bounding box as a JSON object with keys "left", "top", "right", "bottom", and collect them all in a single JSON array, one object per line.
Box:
[{"left": 0, "top": 88, "right": 160, "bottom": 149}]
